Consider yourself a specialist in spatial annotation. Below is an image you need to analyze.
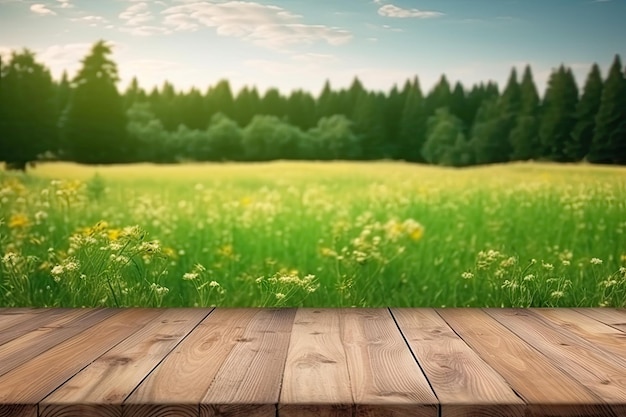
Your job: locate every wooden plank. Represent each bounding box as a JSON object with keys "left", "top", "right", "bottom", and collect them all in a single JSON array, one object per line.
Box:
[
  {"left": 124, "top": 308, "right": 267, "bottom": 417},
  {"left": 392, "top": 308, "right": 525, "bottom": 417},
  {"left": 0, "top": 309, "right": 162, "bottom": 417},
  {"left": 39, "top": 308, "right": 211, "bottom": 417},
  {"left": 533, "top": 309, "right": 626, "bottom": 362},
  {"left": 575, "top": 308, "right": 626, "bottom": 333},
  {"left": 437, "top": 308, "right": 616, "bottom": 417},
  {"left": 279, "top": 308, "right": 353, "bottom": 417},
  {"left": 343, "top": 308, "right": 438, "bottom": 417},
  {"left": 0, "top": 308, "right": 46, "bottom": 333},
  {"left": 486, "top": 308, "right": 626, "bottom": 415},
  {"left": 0, "top": 309, "right": 116, "bottom": 378},
  {"left": 199, "top": 308, "right": 296, "bottom": 417},
  {"left": 0, "top": 308, "right": 74, "bottom": 346}
]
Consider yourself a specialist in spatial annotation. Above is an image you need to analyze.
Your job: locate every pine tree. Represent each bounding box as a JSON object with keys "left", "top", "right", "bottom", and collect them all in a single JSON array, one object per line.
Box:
[
  {"left": 233, "top": 86, "right": 260, "bottom": 127},
  {"left": 566, "top": 63, "right": 603, "bottom": 161},
  {"left": 352, "top": 91, "right": 386, "bottom": 159},
  {"left": 60, "top": 41, "right": 128, "bottom": 163},
  {"left": 510, "top": 65, "right": 540, "bottom": 160},
  {"left": 0, "top": 49, "right": 57, "bottom": 170},
  {"left": 398, "top": 77, "right": 426, "bottom": 162},
  {"left": 539, "top": 65, "right": 579, "bottom": 161},
  {"left": 382, "top": 84, "right": 406, "bottom": 158},
  {"left": 286, "top": 90, "right": 316, "bottom": 131},
  {"left": 588, "top": 55, "right": 626, "bottom": 164}
]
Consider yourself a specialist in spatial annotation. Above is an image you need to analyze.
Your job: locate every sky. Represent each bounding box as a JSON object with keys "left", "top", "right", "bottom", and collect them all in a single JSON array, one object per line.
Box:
[{"left": 0, "top": 0, "right": 625, "bottom": 97}]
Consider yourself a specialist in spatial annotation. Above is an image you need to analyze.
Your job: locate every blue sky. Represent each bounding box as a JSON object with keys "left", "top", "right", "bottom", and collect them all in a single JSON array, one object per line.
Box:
[{"left": 0, "top": 0, "right": 624, "bottom": 96}]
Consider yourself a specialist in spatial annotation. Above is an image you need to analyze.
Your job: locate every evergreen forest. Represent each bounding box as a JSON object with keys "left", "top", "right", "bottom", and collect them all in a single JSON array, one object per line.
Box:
[{"left": 1, "top": 40, "right": 625, "bottom": 170}]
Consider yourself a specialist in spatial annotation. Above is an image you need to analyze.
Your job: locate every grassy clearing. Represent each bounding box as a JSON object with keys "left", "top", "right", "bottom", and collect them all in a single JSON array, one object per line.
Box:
[{"left": 1, "top": 161, "right": 625, "bottom": 308}]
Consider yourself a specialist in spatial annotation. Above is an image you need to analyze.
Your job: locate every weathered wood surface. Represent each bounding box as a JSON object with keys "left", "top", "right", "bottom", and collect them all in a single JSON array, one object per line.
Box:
[{"left": 0, "top": 308, "right": 624, "bottom": 417}]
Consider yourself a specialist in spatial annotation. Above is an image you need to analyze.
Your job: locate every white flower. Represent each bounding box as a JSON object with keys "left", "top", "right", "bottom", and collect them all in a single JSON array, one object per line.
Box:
[
  {"left": 183, "top": 272, "right": 199, "bottom": 280},
  {"left": 590, "top": 258, "right": 603, "bottom": 265},
  {"left": 275, "top": 293, "right": 286, "bottom": 300},
  {"left": 51, "top": 265, "right": 64, "bottom": 275},
  {"left": 461, "top": 271, "right": 474, "bottom": 279}
]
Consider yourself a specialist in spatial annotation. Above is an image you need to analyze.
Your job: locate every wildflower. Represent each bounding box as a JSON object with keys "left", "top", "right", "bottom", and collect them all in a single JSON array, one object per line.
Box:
[
  {"left": 150, "top": 283, "right": 169, "bottom": 295},
  {"left": 550, "top": 291, "right": 564, "bottom": 299},
  {"left": 8, "top": 213, "right": 29, "bottom": 229},
  {"left": 2, "top": 252, "right": 19, "bottom": 267},
  {"left": 523, "top": 274, "right": 535, "bottom": 281},
  {"left": 590, "top": 258, "right": 603, "bottom": 265},
  {"left": 542, "top": 262, "right": 554, "bottom": 271},
  {"left": 461, "top": 271, "right": 474, "bottom": 280},
  {"left": 183, "top": 272, "right": 199, "bottom": 280},
  {"left": 51, "top": 265, "right": 64, "bottom": 275},
  {"left": 403, "top": 219, "right": 424, "bottom": 241},
  {"left": 275, "top": 293, "right": 286, "bottom": 300},
  {"left": 209, "top": 281, "right": 220, "bottom": 287}
]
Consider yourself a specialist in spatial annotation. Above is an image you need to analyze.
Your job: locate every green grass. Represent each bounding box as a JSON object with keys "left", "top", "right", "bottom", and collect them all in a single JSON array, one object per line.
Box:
[{"left": 1, "top": 161, "right": 625, "bottom": 308}]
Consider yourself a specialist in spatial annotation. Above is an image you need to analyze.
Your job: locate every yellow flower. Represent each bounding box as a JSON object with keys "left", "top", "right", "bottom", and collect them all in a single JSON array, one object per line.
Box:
[
  {"left": 240, "top": 196, "right": 252, "bottom": 206},
  {"left": 8, "top": 213, "right": 29, "bottom": 229},
  {"left": 107, "top": 228, "right": 122, "bottom": 241}
]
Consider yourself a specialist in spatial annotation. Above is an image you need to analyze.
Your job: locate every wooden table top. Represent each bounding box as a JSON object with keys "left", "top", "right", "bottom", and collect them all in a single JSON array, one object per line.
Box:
[{"left": 0, "top": 308, "right": 624, "bottom": 417}]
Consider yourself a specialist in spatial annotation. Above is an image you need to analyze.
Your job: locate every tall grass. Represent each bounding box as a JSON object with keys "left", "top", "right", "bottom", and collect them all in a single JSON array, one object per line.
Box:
[{"left": 1, "top": 161, "right": 625, "bottom": 308}]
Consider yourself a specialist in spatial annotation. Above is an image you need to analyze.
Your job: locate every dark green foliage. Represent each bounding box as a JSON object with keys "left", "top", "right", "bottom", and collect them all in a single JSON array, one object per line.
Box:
[
  {"left": 588, "top": 55, "right": 626, "bottom": 164},
  {"left": 305, "top": 115, "right": 360, "bottom": 160},
  {"left": 126, "top": 102, "right": 171, "bottom": 162},
  {"left": 566, "top": 64, "right": 603, "bottom": 161},
  {"left": 260, "top": 88, "right": 287, "bottom": 118},
  {"left": 233, "top": 86, "right": 261, "bottom": 127},
  {"left": 3, "top": 40, "right": 622, "bottom": 167},
  {"left": 206, "top": 79, "right": 235, "bottom": 121},
  {"left": 242, "top": 115, "right": 305, "bottom": 160},
  {"left": 206, "top": 113, "right": 243, "bottom": 160},
  {"left": 381, "top": 85, "right": 405, "bottom": 158},
  {"left": 422, "top": 107, "right": 466, "bottom": 166},
  {"left": 469, "top": 98, "right": 510, "bottom": 164},
  {"left": 352, "top": 91, "right": 387, "bottom": 159},
  {"left": 398, "top": 77, "right": 426, "bottom": 162},
  {"left": 0, "top": 49, "right": 57, "bottom": 170},
  {"left": 510, "top": 65, "right": 540, "bottom": 160},
  {"left": 539, "top": 65, "right": 579, "bottom": 161},
  {"left": 286, "top": 90, "right": 317, "bottom": 131},
  {"left": 60, "top": 40, "right": 128, "bottom": 164}
]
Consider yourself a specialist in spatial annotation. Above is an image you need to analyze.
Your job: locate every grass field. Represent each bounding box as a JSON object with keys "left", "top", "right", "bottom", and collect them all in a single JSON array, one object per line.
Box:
[{"left": 1, "top": 161, "right": 625, "bottom": 308}]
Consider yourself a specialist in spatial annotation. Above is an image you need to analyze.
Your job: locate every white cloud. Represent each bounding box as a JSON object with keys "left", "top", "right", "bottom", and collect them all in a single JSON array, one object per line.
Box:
[
  {"left": 36, "top": 43, "right": 92, "bottom": 79},
  {"left": 378, "top": 4, "right": 443, "bottom": 18},
  {"left": 161, "top": 1, "right": 351, "bottom": 50},
  {"left": 119, "top": 2, "right": 154, "bottom": 26},
  {"left": 57, "top": 0, "right": 73, "bottom": 8},
  {"left": 71, "top": 15, "right": 109, "bottom": 26},
  {"left": 120, "top": 25, "right": 171, "bottom": 36},
  {"left": 30, "top": 4, "right": 57, "bottom": 15}
]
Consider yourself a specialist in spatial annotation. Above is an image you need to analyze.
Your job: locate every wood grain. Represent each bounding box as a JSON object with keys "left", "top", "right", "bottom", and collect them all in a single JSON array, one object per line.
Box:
[
  {"left": 342, "top": 308, "right": 438, "bottom": 417},
  {"left": 39, "top": 308, "right": 211, "bottom": 417},
  {"left": 0, "top": 308, "right": 625, "bottom": 416},
  {"left": 0, "top": 308, "right": 46, "bottom": 333},
  {"left": 0, "top": 308, "right": 115, "bottom": 378},
  {"left": 392, "top": 308, "right": 524, "bottom": 417},
  {"left": 486, "top": 308, "right": 626, "bottom": 415},
  {"left": 0, "top": 309, "right": 162, "bottom": 417},
  {"left": 200, "top": 308, "right": 296, "bottom": 417},
  {"left": 0, "top": 308, "right": 74, "bottom": 346},
  {"left": 279, "top": 308, "right": 353, "bottom": 417},
  {"left": 437, "top": 308, "right": 616, "bottom": 416},
  {"left": 575, "top": 308, "right": 626, "bottom": 333},
  {"left": 533, "top": 308, "right": 626, "bottom": 362},
  {"left": 125, "top": 308, "right": 267, "bottom": 417}
]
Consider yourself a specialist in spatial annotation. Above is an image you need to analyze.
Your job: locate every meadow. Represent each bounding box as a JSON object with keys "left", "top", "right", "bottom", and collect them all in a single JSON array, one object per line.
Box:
[{"left": 1, "top": 161, "right": 625, "bottom": 308}]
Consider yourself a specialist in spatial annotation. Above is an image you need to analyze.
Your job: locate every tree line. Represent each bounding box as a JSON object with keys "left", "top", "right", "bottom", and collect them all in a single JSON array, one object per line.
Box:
[{"left": 1, "top": 40, "right": 625, "bottom": 170}]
